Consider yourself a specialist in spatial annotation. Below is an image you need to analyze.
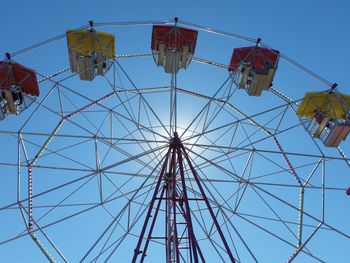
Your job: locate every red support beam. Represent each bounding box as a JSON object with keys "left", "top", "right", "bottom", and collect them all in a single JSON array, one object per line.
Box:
[
  {"left": 180, "top": 143, "right": 236, "bottom": 263},
  {"left": 132, "top": 133, "right": 235, "bottom": 262},
  {"left": 132, "top": 148, "right": 171, "bottom": 263}
]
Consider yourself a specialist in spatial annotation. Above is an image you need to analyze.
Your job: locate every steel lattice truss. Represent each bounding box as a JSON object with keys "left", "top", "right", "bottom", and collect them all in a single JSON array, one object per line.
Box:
[{"left": 0, "top": 19, "right": 349, "bottom": 263}]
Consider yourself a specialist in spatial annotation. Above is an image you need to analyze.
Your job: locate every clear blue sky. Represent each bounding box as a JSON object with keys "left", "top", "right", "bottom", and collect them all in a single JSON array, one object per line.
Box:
[{"left": 0, "top": 0, "right": 350, "bottom": 262}]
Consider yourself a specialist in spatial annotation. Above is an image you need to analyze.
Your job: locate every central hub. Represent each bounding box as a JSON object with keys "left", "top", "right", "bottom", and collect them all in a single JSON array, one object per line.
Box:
[{"left": 169, "top": 132, "right": 181, "bottom": 146}]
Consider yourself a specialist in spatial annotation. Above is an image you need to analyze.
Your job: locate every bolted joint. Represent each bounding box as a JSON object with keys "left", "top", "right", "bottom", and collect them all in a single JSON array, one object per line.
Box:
[
  {"left": 255, "top": 37, "right": 261, "bottom": 48},
  {"left": 89, "top": 20, "right": 94, "bottom": 31},
  {"left": 170, "top": 132, "right": 182, "bottom": 146},
  {"left": 134, "top": 249, "right": 142, "bottom": 255}
]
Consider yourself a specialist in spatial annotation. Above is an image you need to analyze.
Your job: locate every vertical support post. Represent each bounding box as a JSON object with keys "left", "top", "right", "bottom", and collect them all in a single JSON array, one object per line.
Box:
[
  {"left": 170, "top": 146, "right": 181, "bottom": 263},
  {"left": 28, "top": 165, "right": 33, "bottom": 232},
  {"left": 17, "top": 132, "right": 21, "bottom": 202},
  {"left": 94, "top": 137, "right": 102, "bottom": 203},
  {"left": 321, "top": 158, "right": 325, "bottom": 222},
  {"left": 297, "top": 187, "right": 304, "bottom": 247}
]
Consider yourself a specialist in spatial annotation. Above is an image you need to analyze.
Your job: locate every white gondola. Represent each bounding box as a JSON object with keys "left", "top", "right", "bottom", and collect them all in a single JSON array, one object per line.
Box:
[
  {"left": 320, "top": 119, "right": 350, "bottom": 147},
  {"left": 180, "top": 45, "right": 190, "bottom": 69},
  {"left": 78, "top": 55, "right": 95, "bottom": 81}
]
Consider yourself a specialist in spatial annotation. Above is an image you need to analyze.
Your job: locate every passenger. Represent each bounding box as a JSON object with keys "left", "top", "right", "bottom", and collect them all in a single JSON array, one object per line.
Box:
[{"left": 12, "top": 90, "right": 23, "bottom": 105}]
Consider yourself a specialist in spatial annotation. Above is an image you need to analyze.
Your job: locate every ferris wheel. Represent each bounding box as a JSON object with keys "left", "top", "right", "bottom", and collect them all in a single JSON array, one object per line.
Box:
[{"left": 0, "top": 18, "right": 349, "bottom": 262}]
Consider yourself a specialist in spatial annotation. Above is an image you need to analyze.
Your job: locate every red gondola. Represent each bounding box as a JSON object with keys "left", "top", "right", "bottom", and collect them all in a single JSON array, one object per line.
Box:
[
  {"left": 151, "top": 25, "right": 198, "bottom": 73},
  {"left": 229, "top": 46, "right": 279, "bottom": 96},
  {"left": 0, "top": 61, "right": 39, "bottom": 120}
]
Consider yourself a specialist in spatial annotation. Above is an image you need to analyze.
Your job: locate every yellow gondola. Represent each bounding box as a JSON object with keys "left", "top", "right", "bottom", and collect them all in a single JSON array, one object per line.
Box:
[
  {"left": 66, "top": 28, "right": 115, "bottom": 81},
  {"left": 297, "top": 91, "right": 350, "bottom": 147}
]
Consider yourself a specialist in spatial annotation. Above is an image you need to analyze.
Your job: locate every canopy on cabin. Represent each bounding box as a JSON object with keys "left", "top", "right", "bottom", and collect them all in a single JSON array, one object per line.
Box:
[
  {"left": 151, "top": 25, "right": 198, "bottom": 53},
  {"left": 297, "top": 92, "right": 350, "bottom": 119},
  {"left": 66, "top": 29, "right": 115, "bottom": 58},
  {"left": 229, "top": 46, "right": 279, "bottom": 73},
  {"left": 0, "top": 61, "right": 39, "bottom": 96}
]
